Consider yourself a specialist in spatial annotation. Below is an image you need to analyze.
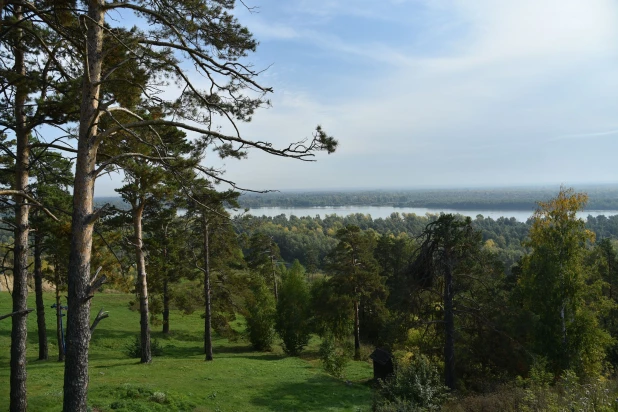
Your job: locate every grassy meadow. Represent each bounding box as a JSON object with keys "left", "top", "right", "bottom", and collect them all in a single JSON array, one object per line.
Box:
[{"left": 0, "top": 292, "right": 373, "bottom": 411}]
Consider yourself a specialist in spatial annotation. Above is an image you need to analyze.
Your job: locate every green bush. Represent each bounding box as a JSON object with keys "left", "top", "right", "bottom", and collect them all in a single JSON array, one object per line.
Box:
[
  {"left": 246, "top": 277, "right": 276, "bottom": 351},
  {"left": 107, "top": 384, "right": 195, "bottom": 411},
  {"left": 319, "top": 336, "right": 351, "bottom": 378},
  {"left": 373, "top": 354, "right": 449, "bottom": 412},
  {"left": 275, "top": 261, "right": 311, "bottom": 355},
  {"left": 125, "top": 336, "right": 164, "bottom": 358},
  {"left": 443, "top": 370, "right": 618, "bottom": 412}
]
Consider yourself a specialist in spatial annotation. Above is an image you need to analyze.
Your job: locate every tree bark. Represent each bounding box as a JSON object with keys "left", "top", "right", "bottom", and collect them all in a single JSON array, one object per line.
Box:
[
  {"left": 353, "top": 300, "right": 360, "bottom": 361},
  {"left": 10, "top": 5, "right": 30, "bottom": 410},
  {"left": 444, "top": 261, "right": 456, "bottom": 391},
  {"left": 34, "top": 232, "right": 48, "bottom": 360},
  {"left": 55, "top": 263, "right": 64, "bottom": 362},
  {"left": 63, "top": 2, "right": 105, "bottom": 410},
  {"left": 162, "top": 277, "right": 170, "bottom": 334},
  {"left": 134, "top": 203, "right": 151, "bottom": 363},
  {"left": 203, "top": 219, "right": 213, "bottom": 360},
  {"left": 162, "top": 228, "right": 169, "bottom": 334}
]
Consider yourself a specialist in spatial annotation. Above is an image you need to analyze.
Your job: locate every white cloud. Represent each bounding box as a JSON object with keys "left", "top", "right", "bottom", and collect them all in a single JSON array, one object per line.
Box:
[{"left": 208, "top": 0, "right": 618, "bottom": 189}]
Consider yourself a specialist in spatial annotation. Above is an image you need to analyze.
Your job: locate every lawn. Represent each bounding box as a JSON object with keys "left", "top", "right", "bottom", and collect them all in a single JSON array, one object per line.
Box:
[{"left": 0, "top": 292, "right": 373, "bottom": 411}]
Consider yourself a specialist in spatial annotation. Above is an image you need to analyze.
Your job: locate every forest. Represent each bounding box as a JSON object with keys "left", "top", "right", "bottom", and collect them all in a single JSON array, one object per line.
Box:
[
  {"left": 1, "top": 1, "right": 618, "bottom": 412},
  {"left": 5, "top": 185, "right": 618, "bottom": 411},
  {"left": 237, "top": 187, "right": 618, "bottom": 210}
]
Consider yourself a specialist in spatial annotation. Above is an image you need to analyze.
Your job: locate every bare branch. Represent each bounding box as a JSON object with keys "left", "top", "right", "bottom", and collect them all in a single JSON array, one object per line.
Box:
[
  {"left": 90, "top": 308, "right": 109, "bottom": 332},
  {"left": 0, "top": 190, "right": 59, "bottom": 221},
  {"left": 93, "top": 153, "right": 175, "bottom": 177},
  {"left": 0, "top": 309, "right": 33, "bottom": 321}
]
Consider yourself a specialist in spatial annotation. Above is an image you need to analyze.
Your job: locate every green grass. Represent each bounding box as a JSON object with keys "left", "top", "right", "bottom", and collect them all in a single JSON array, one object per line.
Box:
[{"left": 0, "top": 292, "right": 372, "bottom": 411}]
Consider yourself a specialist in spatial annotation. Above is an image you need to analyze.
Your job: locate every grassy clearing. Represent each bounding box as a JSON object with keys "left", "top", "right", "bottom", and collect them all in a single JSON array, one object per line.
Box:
[{"left": 0, "top": 292, "right": 372, "bottom": 411}]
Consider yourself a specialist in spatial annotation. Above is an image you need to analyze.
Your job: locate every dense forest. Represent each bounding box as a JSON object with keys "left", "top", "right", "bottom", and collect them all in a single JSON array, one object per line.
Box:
[
  {"left": 11, "top": 187, "right": 618, "bottom": 411},
  {"left": 234, "top": 209, "right": 618, "bottom": 275},
  {"left": 238, "top": 186, "right": 618, "bottom": 210},
  {"left": 7, "top": 185, "right": 618, "bottom": 410}
]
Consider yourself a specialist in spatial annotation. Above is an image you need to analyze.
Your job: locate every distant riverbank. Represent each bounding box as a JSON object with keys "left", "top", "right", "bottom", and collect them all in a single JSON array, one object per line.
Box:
[{"left": 237, "top": 206, "right": 618, "bottom": 222}]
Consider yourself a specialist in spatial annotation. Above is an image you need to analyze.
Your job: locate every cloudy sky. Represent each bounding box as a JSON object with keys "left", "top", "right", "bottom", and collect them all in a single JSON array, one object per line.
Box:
[{"left": 97, "top": 0, "right": 618, "bottom": 195}]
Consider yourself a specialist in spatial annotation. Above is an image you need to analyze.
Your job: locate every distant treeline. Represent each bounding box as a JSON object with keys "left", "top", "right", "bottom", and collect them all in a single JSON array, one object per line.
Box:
[
  {"left": 233, "top": 212, "right": 618, "bottom": 275},
  {"left": 238, "top": 186, "right": 618, "bottom": 210},
  {"left": 94, "top": 197, "right": 131, "bottom": 210}
]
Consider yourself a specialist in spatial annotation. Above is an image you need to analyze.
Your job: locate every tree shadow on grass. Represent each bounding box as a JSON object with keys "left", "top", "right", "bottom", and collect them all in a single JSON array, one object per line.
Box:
[
  {"left": 159, "top": 343, "right": 204, "bottom": 359},
  {"left": 91, "top": 360, "right": 139, "bottom": 368},
  {"left": 220, "top": 353, "right": 285, "bottom": 361},
  {"left": 250, "top": 375, "right": 371, "bottom": 411},
  {"left": 156, "top": 330, "right": 202, "bottom": 342},
  {"left": 211, "top": 342, "right": 253, "bottom": 354}
]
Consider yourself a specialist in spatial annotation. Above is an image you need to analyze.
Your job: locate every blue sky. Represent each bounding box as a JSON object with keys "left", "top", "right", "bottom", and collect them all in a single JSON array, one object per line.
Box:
[{"left": 96, "top": 0, "right": 618, "bottom": 195}]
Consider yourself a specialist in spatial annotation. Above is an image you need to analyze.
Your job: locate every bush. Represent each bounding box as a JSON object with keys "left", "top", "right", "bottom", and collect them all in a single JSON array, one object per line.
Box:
[
  {"left": 373, "top": 354, "right": 449, "bottom": 412},
  {"left": 125, "top": 336, "right": 164, "bottom": 358},
  {"left": 275, "top": 261, "right": 311, "bottom": 355},
  {"left": 107, "top": 384, "right": 196, "bottom": 411},
  {"left": 246, "top": 277, "right": 276, "bottom": 351},
  {"left": 319, "top": 335, "right": 351, "bottom": 378},
  {"left": 443, "top": 369, "right": 618, "bottom": 412}
]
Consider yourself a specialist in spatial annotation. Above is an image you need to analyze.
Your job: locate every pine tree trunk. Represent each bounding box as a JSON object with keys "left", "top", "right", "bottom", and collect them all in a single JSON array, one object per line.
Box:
[
  {"left": 134, "top": 204, "right": 151, "bottom": 363},
  {"left": 162, "top": 277, "right": 170, "bottom": 334},
  {"left": 162, "top": 227, "right": 170, "bottom": 334},
  {"left": 354, "top": 300, "right": 361, "bottom": 360},
  {"left": 444, "top": 262, "right": 456, "bottom": 391},
  {"left": 63, "top": 2, "right": 105, "bottom": 410},
  {"left": 55, "top": 264, "right": 64, "bottom": 362},
  {"left": 10, "top": 5, "right": 30, "bottom": 410},
  {"left": 34, "top": 233, "right": 48, "bottom": 360},
  {"left": 203, "top": 219, "right": 213, "bottom": 361}
]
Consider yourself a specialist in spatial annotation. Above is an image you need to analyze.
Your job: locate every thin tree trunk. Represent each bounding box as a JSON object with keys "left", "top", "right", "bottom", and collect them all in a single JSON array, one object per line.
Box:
[
  {"left": 162, "top": 227, "right": 169, "bottom": 334},
  {"left": 354, "top": 300, "right": 360, "bottom": 361},
  {"left": 203, "top": 219, "right": 213, "bottom": 360},
  {"left": 134, "top": 203, "right": 151, "bottom": 363},
  {"left": 34, "top": 232, "right": 48, "bottom": 360},
  {"left": 609, "top": 249, "right": 613, "bottom": 329},
  {"left": 271, "top": 253, "right": 278, "bottom": 302},
  {"left": 444, "top": 262, "right": 456, "bottom": 391},
  {"left": 55, "top": 263, "right": 64, "bottom": 362},
  {"left": 63, "top": 2, "right": 105, "bottom": 409},
  {"left": 162, "top": 277, "right": 170, "bottom": 334},
  {"left": 10, "top": 5, "right": 30, "bottom": 410}
]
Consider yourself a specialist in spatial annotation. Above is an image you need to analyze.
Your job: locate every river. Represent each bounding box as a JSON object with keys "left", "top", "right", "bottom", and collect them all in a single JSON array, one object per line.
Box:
[{"left": 235, "top": 206, "right": 618, "bottom": 222}]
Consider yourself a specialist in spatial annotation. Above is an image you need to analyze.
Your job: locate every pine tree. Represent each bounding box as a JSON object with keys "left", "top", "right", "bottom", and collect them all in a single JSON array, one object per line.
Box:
[
  {"left": 328, "top": 225, "right": 385, "bottom": 360},
  {"left": 408, "top": 214, "right": 482, "bottom": 390}
]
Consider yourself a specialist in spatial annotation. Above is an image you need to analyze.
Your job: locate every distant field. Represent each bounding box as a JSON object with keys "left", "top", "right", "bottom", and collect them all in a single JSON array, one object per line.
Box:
[{"left": 0, "top": 293, "right": 372, "bottom": 411}]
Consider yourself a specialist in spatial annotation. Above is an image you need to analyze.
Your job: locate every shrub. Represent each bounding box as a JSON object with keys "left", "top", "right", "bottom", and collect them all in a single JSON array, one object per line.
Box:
[
  {"left": 443, "top": 370, "right": 618, "bottom": 412},
  {"left": 275, "top": 261, "right": 311, "bottom": 355},
  {"left": 373, "top": 354, "right": 449, "bottom": 412},
  {"left": 319, "top": 335, "right": 351, "bottom": 378},
  {"left": 107, "top": 384, "right": 195, "bottom": 411},
  {"left": 125, "top": 336, "right": 164, "bottom": 358},
  {"left": 246, "top": 277, "right": 276, "bottom": 351}
]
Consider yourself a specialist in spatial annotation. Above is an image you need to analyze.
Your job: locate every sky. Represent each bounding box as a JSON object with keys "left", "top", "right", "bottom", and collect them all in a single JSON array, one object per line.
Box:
[{"left": 96, "top": 0, "right": 618, "bottom": 195}]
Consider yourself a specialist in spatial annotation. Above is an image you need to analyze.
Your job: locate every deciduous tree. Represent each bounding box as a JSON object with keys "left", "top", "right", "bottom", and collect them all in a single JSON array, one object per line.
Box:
[{"left": 519, "top": 188, "right": 612, "bottom": 377}]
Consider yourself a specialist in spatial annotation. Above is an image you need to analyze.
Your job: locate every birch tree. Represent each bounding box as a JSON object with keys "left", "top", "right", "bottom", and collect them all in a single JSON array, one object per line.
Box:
[{"left": 520, "top": 188, "right": 612, "bottom": 377}]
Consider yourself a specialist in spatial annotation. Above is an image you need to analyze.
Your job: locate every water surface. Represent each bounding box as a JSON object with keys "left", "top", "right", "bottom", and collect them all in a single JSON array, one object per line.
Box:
[{"left": 235, "top": 206, "right": 618, "bottom": 222}]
